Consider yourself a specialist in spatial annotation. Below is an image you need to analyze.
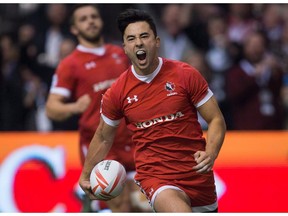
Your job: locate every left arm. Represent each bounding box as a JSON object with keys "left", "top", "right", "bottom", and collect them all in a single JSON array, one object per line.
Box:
[{"left": 192, "top": 96, "right": 226, "bottom": 173}]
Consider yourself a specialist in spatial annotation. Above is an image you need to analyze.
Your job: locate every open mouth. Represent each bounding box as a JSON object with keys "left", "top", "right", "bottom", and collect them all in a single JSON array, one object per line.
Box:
[{"left": 136, "top": 50, "right": 146, "bottom": 61}]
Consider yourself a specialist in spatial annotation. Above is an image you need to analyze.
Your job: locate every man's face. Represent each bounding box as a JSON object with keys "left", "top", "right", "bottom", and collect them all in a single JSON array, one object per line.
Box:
[
  {"left": 244, "top": 34, "right": 265, "bottom": 63},
  {"left": 123, "top": 21, "right": 160, "bottom": 74},
  {"left": 71, "top": 6, "right": 103, "bottom": 43}
]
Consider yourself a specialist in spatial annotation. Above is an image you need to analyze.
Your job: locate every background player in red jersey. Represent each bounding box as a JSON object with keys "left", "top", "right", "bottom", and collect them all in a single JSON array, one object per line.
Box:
[
  {"left": 45, "top": 5, "right": 150, "bottom": 212},
  {"left": 79, "top": 8, "right": 226, "bottom": 212}
]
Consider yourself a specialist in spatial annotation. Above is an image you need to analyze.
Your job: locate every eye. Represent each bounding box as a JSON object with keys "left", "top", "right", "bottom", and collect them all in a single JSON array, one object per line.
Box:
[
  {"left": 91, "top": 14, "right": 100, "bottom": 20},
  {"left": 127, "top": 37, "right": 135, "bottom": 42},
  {"left": 140, "top": 33, "right": 149, "bottom": 39},
  {"left": 79, "top": 15, "right": 87, "bottom": 22}
]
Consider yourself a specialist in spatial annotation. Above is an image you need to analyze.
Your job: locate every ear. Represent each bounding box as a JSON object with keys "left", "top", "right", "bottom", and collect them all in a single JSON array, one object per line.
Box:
[
  {"left": 122, "top": 42, "right": 127, "bottom": 54},
  {"left": 156, "top": 36, "right": 161, "bottom": 48},
  {"left": 70, "top": 25, "right": 78, "bottom": 36}
]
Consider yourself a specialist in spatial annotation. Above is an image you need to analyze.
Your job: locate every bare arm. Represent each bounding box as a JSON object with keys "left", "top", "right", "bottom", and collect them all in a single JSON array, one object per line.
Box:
[
  {"left": 79, "top": 117, "right": 118, "bottom": 200},
  {"left": 193, "top": 96, "right": 226, "bottom": 173},
  {"left": 45, "top": 93, "right": 91, "bottom": 121}
]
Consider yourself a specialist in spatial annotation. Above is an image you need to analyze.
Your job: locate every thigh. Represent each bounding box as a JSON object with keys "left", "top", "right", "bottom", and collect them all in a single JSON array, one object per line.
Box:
[
  {"left": 136, "top": 174, "right": 218, "bottom": 212},
  {"left": 135, "top": 177, "right": 192, "bottom": 212},
  {"left": 153, "top": 188, "right": 192, "bottom": 212},
  {"left": 176, "top": 173, "right": 218, "bottom": 211}
]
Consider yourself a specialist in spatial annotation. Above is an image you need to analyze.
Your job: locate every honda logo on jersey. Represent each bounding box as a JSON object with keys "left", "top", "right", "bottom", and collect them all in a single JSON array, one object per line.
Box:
[
  {"left": 85, "top": 61, "right": 96, "bottom": 70},
  {"left": 127, "top": 95, "right": 138, "bottom": 103},
  {"left": 135, "top": 111, "right": 184, "bottom": 129},
  {"left": 93, "top": 79, "right": 117, "bottom": 92}
]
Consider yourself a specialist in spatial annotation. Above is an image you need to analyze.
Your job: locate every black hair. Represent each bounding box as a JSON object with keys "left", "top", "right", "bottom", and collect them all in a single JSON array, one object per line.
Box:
[
  {"left": 69, "top": 4, "right": 100, "bottom": 26},
  {"left": 117, "top": 8, "right": 157, "bottom": 40}
]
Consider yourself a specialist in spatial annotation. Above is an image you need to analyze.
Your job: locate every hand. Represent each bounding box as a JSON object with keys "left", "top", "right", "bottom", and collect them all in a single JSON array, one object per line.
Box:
[
  {"left": 192, "top": 151, "right": 215, "bottom": 173},
  {"left": 79, "top": 174, "right": 112, "bottom": 201},
  {"left": 74, "top": 94, "right": 91, "bottom": 114},
  {"left": 79, "top": 176, "right": 100, "bottom": 200}
]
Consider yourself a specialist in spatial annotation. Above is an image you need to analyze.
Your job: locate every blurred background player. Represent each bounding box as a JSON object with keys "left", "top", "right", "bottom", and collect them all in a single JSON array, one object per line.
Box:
[{"left": 45, "top": 4, "right": 151, "bottom": 212}]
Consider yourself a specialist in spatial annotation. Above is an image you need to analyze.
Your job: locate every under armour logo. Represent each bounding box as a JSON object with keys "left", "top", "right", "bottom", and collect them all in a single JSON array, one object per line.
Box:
[
  {"left": 85, "top": 61, "right": 96, "bottom": 70},
  {"left": 127, "top": 95, "right": 138, "bottom": 103}
]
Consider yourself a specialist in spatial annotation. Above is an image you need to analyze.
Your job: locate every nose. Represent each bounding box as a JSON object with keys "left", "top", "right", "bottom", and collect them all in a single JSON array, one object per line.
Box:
[
  {"left": 88, "top": 17, "right": 94, "bottom": 24},
  {"left": 135, "top": 37, "right": 143, "bottom": 47},
  {"left": 87, "top": 15, "right": 97, "bottom": 25}
]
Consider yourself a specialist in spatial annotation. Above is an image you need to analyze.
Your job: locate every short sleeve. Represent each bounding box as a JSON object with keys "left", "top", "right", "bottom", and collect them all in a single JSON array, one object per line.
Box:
[
  {"left": 101, "top": 87, "right": 123, "bottom": 121},
  {"left": 49, "top": 59, "right": 76, "bottom": 98},
  {"left": 183, "top": 64, "right": 213, "bottom": 107}
]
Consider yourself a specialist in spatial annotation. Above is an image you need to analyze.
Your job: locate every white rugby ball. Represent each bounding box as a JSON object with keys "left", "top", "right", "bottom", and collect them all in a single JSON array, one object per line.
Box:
[{"left": 90, "top": 160, "right": 126, "bottom": 200}]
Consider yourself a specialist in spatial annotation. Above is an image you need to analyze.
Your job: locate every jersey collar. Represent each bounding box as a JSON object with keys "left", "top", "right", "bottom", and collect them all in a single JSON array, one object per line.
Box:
[
  {"left": 131, "top": 57, "right": 163, "bottom": 83},
  {"left": 77, "top": 44, "right": 106, "bottom": 56}
]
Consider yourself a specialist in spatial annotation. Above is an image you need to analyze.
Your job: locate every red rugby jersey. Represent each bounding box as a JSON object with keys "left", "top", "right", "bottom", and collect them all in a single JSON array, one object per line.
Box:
[
  {"left": 50, "top": 44, "right": 135, "bottom": 170},
  {"left": 102, "top": 57, "right": 213, "bottom": 180}
]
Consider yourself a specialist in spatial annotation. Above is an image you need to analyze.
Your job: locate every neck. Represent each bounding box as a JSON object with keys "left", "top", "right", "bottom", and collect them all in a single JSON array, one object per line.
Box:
[
  {"left": 134, "top": 57, "right": 160, "bottom": 76},
  {"left": 78, "top": 37, "right": 104, "bottom": 48}
]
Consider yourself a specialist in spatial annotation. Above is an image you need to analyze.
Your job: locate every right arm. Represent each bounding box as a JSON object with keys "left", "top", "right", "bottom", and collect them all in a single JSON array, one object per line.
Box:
[
  {"left": 79, "top": 117, "right": 118, "bottom": 200},
  {"left": 46, "top": 58, "right": 91, "bottom": 121},
  {"left": 45, "top": 93, "right": 91, "bottom": 121}
]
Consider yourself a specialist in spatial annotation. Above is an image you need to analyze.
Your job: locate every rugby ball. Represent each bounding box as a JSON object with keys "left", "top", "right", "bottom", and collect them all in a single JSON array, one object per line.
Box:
[{"left": 90, "top": 160, "right": 126, "bottom": 200}]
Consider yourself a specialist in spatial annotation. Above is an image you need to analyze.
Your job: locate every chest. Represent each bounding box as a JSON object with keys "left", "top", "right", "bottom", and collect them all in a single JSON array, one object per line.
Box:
[
  {"left": 74, "top": 54, "right": 127, "bottom": 93},
  {"left": 123, "top": 75, "right": 192, "bottom": 122}
]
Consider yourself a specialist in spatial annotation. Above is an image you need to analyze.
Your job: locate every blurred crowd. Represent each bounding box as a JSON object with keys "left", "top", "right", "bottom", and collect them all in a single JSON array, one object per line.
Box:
[{"left": 1, "top": 3, "right": 288, "bottom": 131}]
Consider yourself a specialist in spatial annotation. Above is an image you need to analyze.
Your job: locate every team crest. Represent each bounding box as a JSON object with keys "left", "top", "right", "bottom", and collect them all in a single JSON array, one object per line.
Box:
[
  {"left": 165, "top": 82, "right": 178, "bottom": 96},
  {"left": 165, "top": 82, "right": 175, "bottom": 92},
  {"left": 112, "top": 53, "right": 122, "bottom": 64}
]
